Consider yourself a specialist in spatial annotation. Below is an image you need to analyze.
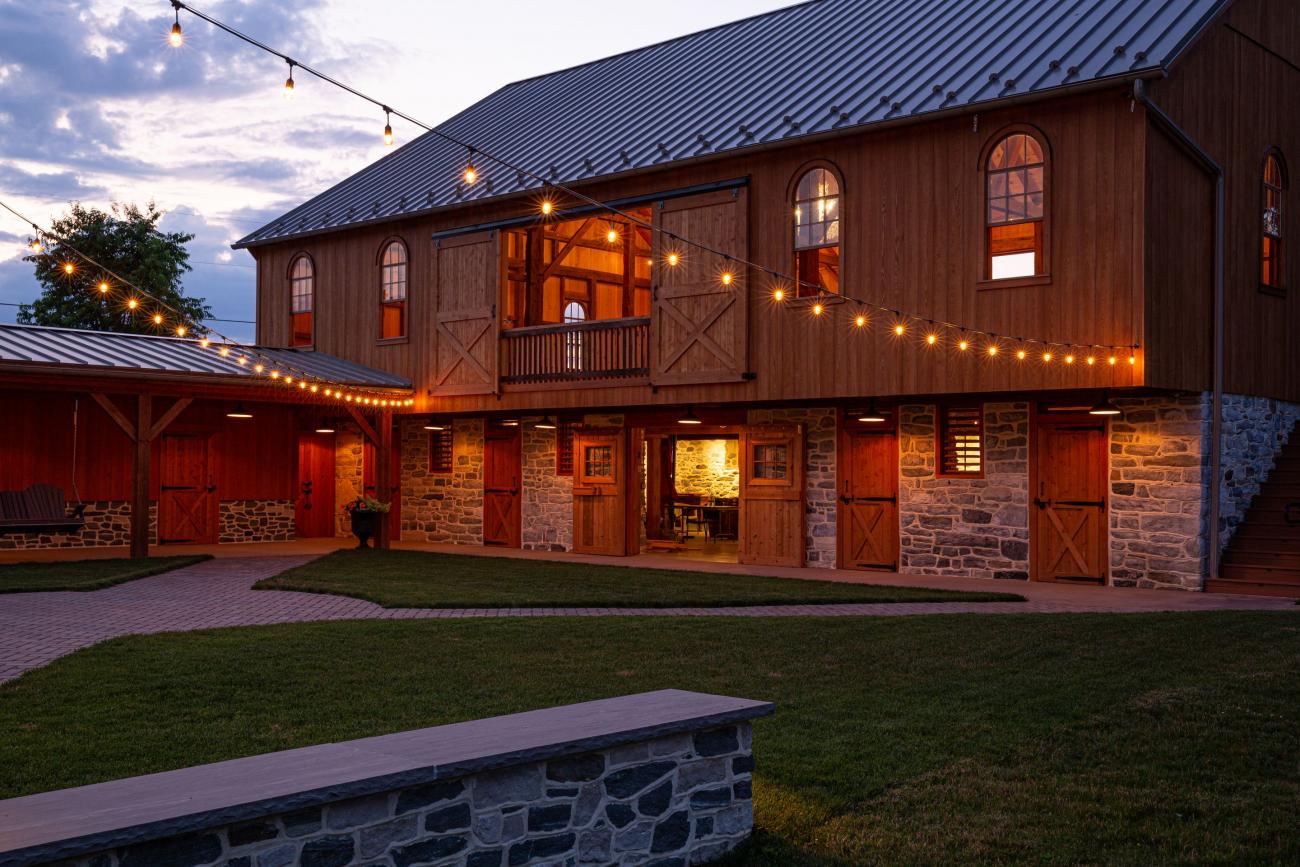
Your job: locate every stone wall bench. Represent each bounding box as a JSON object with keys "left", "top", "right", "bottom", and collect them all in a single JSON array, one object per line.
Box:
[{"left": 0, "top": 689, "right": 773, "bottom": 867}]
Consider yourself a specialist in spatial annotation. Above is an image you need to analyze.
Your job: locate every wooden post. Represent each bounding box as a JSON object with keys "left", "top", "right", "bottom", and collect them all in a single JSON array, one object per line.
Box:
[
  {"left": 131, "top": 394, "right": 152, "bottom": 559},
  {"left": 376, "top": 409, "right": 393, "bottom": 550}
]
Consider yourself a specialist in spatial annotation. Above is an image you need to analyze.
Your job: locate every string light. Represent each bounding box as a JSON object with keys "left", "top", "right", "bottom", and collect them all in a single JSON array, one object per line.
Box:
[
  {"left": 893, "top": 323, "right": 906, "bottom": 336},
  {"left": 771, "top": 287, "right": 784, "bottom": 302},
  {"left": 986, "top": 344, "right": 998, "bottom": 357},
  {"left": 28, "top": 238, "right": 42, "bottom": 253},
  {"left": 1086, "top": 355, "right": 1095, "bottom": 366},
  {"left": 176, "top": 326, "right": 187, "bottom": 337},
  {"left": 1129, "top": 354, "right": 1137, "bottom": 365},
  {"left": 812, "top": 302, "right": 824, "bottom": 316},
  {"left": 606, "top": 222, "right": 619, "bottom": 245},
  {"left": 1065, "top": 354, "right": 1075, "bottom": 364},
  {"left": 926, "top": 333, "right": 938, "bottom": 346},
  {"left": 540, "top": 198, "right": 554, "bottom": 216},
  {"left": 463, "top": 148, "right": 478, "bottom": 185},
  {"left": 1043, "top": 352, "right": 1053, "bottom": 363},
  {"left": 382, "top": 108, "right": 394, "bottom": 146},
  {"left": 152, "top": 313, "right": 164, "bottom": 325},
  {"left": 720, "top": 272, "right": 734, "bottom": 286},
  {"left": 958, "top": 338, "right": 969, "bottom": 352},
  {"left": 127, "top": 298, "right": 139, "bottom": 310},
  {"left": 62, "top": 262, "right": 75, "bottom": 275},
  {"left": 666, "top": 251, "right": 680, "bottom": 267},
  {"left": 1108, "top": 355, "right": 1117, "bottom": 366},
  {"left": 168, "top": 4, "right": 184, "bottom": 47},
  {"left": 1017, "top": 349, "right": 1027, "bottom": 360},
  {"left": 97, "top": 281, "right": 110, "bottom": 294},
  {"left": 853, "top": 314, "right": 867, "bottom": 328},
  {"left": 283, "top": 60, "right": 296, "bottom": 100}
]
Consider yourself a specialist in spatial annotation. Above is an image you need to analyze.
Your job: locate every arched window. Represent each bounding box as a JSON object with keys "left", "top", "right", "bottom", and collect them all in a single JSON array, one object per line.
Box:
[
  {"left": 289, "top": 255, "right": 314, "bottom": 347},
  {"left": 1262, "top": 151, "right": 1286, "bottom": 290},
  {"left": 563, "top": 300, "right": 586, "bottom": 371},
  {"left": 986, "top": 132, "right": 1047, "bottom": 280},
  {"left": 793, "top": 167, "right": 841, "bottom": 296},
  {"left": 379, "top": 240, "right": 408, "bottom": 339}
]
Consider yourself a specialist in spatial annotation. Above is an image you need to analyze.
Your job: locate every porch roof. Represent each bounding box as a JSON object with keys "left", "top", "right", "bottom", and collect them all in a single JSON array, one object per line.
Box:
[
  {"left": 0, "top": 323, "right": 412, "bottom": 394},
  {"left": 235, "top": 0, "right": 1228, "bottom": 249}
]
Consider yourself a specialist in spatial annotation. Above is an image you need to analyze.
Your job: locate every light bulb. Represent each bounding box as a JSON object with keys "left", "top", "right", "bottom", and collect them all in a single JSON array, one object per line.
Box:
[
  {"left": 62, "top": 262, "right": 75, "bottom": 275},
  {"left": 987, "top": 344, "right": 998, "bottom": 356},
  {"left": 1065, "top": 354, "right": 1075, "bottom": 364},
  {"left": 1108, "top": 356, "right": 1117, "bottom": 366},
  {"left": 219, "top": 347, "right": 230, "bottom": 356},
  {"left": 1043, "top": 352, "right": 1053, "bottom": 363},
  {"left": 854, "top": 314, "right": 867, "bottom": 328},
  {"left": 127, "top": 298, "right": 138, "bottom": 310},
  {"left": 958, "top": 339, "right": 969, "bottom": 351},
  {"left": 98, "top": 281, "right": 109, "bottom": 293},
  {"left": 169, "top": 20, "right": 183, "bottom": 48},
  {"left": 666, "top": 252, "right": 679, "bottom": 267},
  {"left": 893, "top": 324, "right": 905, "bottom": 336},
  {"left": 926, "top": 333, "right": 938, "bottom": 345},
  {"left": 720, "top": 272, "right": 733, "bottom": 286},
  {"left": 383, "top": 123, "right": 394, "bottom": 146},
  {"left": 152, "top": 313, "right": 163, "bottom": 325},
  {"left": 176, "top": 326, "right": 186, "bottom": 337},
  {"left": 606, "top": 227, "right": 619, "bottom": 244},
  {"left": 28, "top": 239, "right": 42, "bottom": 253},
  {"left": 200, "top": 338, "right": 210, "bottom": 347},
  {"left": 772, "top": 288, "right": 784, "bottom": 302},
  {"left": 283, "top": 75, "right": 295, "bottom": 100},
  {"left": 540, "top": 199, "right": 554, "bottom": 216},
  {"left": 1086, "top": 355, "right": 1095, "bottom": 365},
  {"left": 1129, "top": 355, "right": 1137, "bottom": 365},
  {"left": 1016, "top": 349, "right": 1026, "bottom": 360},
  {"left": 812, "top": 303, "right": 824, "bottom": 316}
]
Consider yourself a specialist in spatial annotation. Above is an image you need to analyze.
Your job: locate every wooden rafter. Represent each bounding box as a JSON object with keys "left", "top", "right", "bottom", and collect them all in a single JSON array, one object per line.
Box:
[
  {"left": 90, "top": 393, "right": 137, "bottom": 441},
  {"left": 541, "top": 218, "right": 595, "bottom": 281},
  {"left": 148, "top": 398, "right": 193, "bottom": 441}
]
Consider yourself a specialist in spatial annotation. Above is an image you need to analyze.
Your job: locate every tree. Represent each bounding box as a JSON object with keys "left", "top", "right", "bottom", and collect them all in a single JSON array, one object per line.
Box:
[{"left": 18, "top": 202, "right": 212, "bottom": 335}]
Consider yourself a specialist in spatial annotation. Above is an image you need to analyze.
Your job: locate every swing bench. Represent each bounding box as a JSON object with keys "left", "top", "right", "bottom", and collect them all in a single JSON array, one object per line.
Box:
[{"left": 0, "top": 485, "right": 87, "bottom": 535}]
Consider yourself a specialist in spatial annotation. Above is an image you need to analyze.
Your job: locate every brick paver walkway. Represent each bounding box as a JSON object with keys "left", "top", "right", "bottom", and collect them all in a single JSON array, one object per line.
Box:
[{"left": 1, "top": 556, "right": 1293, "bottom": 683}]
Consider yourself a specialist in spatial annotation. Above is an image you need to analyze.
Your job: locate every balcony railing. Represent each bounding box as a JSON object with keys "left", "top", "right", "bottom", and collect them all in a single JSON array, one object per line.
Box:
[{"left": 501, "top": 316, "right": 650, "bottom": 385}]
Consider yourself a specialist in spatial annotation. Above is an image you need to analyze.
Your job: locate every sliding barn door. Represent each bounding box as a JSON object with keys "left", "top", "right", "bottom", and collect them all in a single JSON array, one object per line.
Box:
[
  {"left": 432, "top": 230, "right": 500, "bottom": 395},
  {"left": 572, "top": 429, "right": 628, "bottom": 556},
  {"left": 159, "top": 433, "right": 217, "bottom": 545},
  {"left": 739, "top": 424, "right": 804, "bottom": 567},
  {"left": 650, "top": 188, "right": 749, "bottom": 385}
]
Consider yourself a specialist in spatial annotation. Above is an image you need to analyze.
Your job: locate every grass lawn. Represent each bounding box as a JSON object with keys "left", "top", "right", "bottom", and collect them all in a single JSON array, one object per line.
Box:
[
  {"left": 252, "top": 549, "right": 1023, "bottom": 607},
  {"left": 0, "top": 555, "right": 212, "bottom": 593},
  {"left": 2, "top": 612, "right": 1298, "bottom": 864}
]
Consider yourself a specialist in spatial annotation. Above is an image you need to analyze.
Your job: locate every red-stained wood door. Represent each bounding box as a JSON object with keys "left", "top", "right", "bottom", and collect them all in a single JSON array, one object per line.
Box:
[
  {"left": 840, "top": 428, "right": 899, "bottom": 571},
  {"left": 739, "top": 424, "right": 804, "bottom": 567},
  {"left": 364, "top": 437, "right": 402, "bottom": 540},
  {"left": 1033, "top": 420, "right": 1108, "bottom": 584},
  {"left": 483, "top": 427, "right": 521, "bottom": 547},
  {"left": 573, "top": 429, "right": 628, "bottom": 555},
  {"left": 296, "top": 431, "right": 336, "bottom": 538},
  {"left": 158, "top": 434, "right": 217, "bottom": 544}
]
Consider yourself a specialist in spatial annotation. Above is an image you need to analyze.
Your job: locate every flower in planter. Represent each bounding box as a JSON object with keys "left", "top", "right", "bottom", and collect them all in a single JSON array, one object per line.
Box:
[{"left": 343, "top": 496, "right": 391, "bottom": 514}]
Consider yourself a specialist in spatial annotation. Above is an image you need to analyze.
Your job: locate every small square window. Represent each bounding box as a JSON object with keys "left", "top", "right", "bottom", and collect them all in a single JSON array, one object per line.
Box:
[
  {"left": 584, "top": 445, "right": 613, "bottom": 479},
  {"left": 429, "top": 428, "right": 453, "bottom": 474},
  {"left": 752, "top": 443, "right": 788, "bottom": 480},
  {"left": 939, "top": 405, "right": 983, "bottom": 477}
]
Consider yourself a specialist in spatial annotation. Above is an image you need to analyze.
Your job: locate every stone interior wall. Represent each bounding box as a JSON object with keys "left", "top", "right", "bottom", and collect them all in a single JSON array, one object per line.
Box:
[
  {"left": 400, "top": 418, "right": 485, "bottom": 545},
  {"left": 897, "top": 403, "right": 1031, "bottom": 580},
  {"left": 335, "top": 422, "right": 366, "bottom": 537},
  {"left": 522, "top": 425, "right": 573, "bottom": 552},
  {"left": 746, "top": 407, "right": 837, "bottom": 568},
  {"left": 66, "top": 724, "right": 757, "bottom": 867},
  {"left": 218, "top": 500, "right": 295, "bottom": 544},
  {"left": 0, "top": 501, "right": 156, "bottom": 550},
  {"left": 674, "top": 438, "right": 739, "bottom": 499},
  {"left": 1218, "top": 395, "right": 1300, "bottom": 551},
  {"left": 1109, "top": 395, "right": 1210, "bottom": 590}
]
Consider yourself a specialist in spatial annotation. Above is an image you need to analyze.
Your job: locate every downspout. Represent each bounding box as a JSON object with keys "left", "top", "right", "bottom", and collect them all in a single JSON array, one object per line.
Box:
[{"left": 1133, "top": 78, "right": 1225, "bottom": 585}]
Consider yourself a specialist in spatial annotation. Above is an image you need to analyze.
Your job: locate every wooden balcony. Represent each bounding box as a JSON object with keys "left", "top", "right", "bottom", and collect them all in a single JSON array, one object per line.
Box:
[{"left": 500, "top": 317, "right": 650, "bottom": 386}]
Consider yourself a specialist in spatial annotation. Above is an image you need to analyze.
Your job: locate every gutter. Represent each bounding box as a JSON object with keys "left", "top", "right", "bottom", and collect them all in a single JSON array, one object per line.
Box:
[{"left": 1132, "top": 78, "right": 1225, "bottom": 585}]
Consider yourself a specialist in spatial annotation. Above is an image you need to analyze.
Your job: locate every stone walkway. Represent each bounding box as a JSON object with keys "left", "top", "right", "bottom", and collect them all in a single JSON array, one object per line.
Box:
[{"left": 1, "top": 556, "right": 1293, "bottom": 684}]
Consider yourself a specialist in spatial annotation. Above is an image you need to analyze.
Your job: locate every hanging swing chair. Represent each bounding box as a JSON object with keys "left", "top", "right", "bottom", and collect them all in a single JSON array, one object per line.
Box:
[{"left": 0, "top": 398, "right": 88, "bottom": 535}]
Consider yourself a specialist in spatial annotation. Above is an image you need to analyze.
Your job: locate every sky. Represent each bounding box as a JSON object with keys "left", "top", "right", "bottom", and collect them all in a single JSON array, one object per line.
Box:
[{"left": 0, "top": 0, "right": 791, "bottom": 342}]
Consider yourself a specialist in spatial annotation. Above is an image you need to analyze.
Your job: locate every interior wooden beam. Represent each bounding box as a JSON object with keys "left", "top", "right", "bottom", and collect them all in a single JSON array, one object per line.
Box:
[
  {"left": 541, "top": 218, "right": 595, "bottom": 282},
  {"left": 90, "top": 393, "right": 137, "bottom": 442},
  {"left": 345, "top": 406, "right": 381, "bottom": 447}
]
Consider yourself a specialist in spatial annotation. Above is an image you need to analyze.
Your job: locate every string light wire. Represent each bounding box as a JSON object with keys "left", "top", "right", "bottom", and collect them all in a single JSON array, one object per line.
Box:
[
  {"left": 1, "top": 198, "right": 412, "bottom": 407},
  {"left": 168, "top": 0, "right": 1139, "bottom": 365}
]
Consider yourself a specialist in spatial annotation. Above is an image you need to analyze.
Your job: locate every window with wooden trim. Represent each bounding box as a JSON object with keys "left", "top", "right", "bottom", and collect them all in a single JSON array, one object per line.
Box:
[
  {"left": 380, "top": 240, "right": 408, "bottom": 339},
  {"left": 938, "top": 405, "right": 984, "bottom": 477},
  {"left": 289, "top": 254, "right": 314, "bottom": 347},
  {"left": 428, "top": 426, "right": 453, "bottom": 474},
  {"left": 556, "top": 419, "right": 578, "bottom": 476},
  {"left": 1262, "top": 151, "right": 1286, "bottom": 290},
  {"left": 750, "top": 442, "right": 790, "bottom": 481},
  {"left": 793, "top": 167, "right": 841, "bottom": 297},
  {"left": 986, "top": 133, "right": 1046, "bottom": 280}
]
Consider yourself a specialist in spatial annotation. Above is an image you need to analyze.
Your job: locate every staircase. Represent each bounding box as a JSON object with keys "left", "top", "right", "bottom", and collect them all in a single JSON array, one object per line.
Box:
[{"left": 1210, "top": 425, "right": 1300, "bottom": 597}]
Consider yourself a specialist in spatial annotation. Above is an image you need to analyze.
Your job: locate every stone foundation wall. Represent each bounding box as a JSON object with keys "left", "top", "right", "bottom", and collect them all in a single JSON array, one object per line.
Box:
[
  {"left": 746, "top": 407, "right": 837, "bottom": 568},
  {"left": 522, "top": 426, "right": 573, "bottom": 552},
  {"left": 1108, "top": 395, "right": 1210, "bottom": 590},
  {"left": 674, "top": 438, "right": 739, "bottom": 499},
  {"left": 1218, "top": 394, "right": 1300, "bottom": 550},
  {"left": 401, "top": 418, "right": 485, "bottom": 545},
  {"left": 218, "top": 500, "right": 295, "bottom": 544},
  {"left": 62, "top": 724, "right": 757, "bottom": 867},
  {"left": 897, "top": 402, "right": 1031, "bottom": 580},
  {"left": 335, "top": 422, "right": 366, "bottom": 537},
  {"left": 0, "top": 501, "right": 156, "bottom": 550}
]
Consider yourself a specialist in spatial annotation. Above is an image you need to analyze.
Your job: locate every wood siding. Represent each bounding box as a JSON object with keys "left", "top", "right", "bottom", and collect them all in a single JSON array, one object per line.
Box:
[
  {"left": 253, "top": 90, "right": 1150, "bottom": 413},
  {"left": 1143, "top": 0, "right": 1300, "bottom": 400}
]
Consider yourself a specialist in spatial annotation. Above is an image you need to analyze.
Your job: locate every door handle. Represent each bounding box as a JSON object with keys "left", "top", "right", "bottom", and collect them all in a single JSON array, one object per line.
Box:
[
  {"left": 206, "top": 485, "right": 217, "bottom": 493},
  {"left": 1034, "top": 498, "right": 1050, "bottom": 509},
  {"left": 1056, "top": 500, "right": 1104, "bottom": 508}
]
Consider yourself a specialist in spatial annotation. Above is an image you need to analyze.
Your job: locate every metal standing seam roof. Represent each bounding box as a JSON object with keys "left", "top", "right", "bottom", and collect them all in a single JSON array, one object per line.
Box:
[
  {"left": 235, "top": 0, "right": 1229, "bottom": 249},
  {"left": 0, "top": 323, "right": 412, "bottom": 391}
]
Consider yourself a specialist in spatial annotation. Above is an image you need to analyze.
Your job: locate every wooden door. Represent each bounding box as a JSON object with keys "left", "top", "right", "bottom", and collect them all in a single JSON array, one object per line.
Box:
[
  {"left": 296, "top": 431, "right": 336, "bottom": 538},
  {"left": 432, "top": 230, "right": 501, "bottom": 395},
  {"left": 483, "top": 427, "right": 521, "bottom": 547},
  {"left": 572, "top": 429, "right": 628, "bottom": 555},
  {"left": 840, "top": 428, "right": 899, "bottom": 571},
  {"left": 158, "top": 434, "right": 217, "bottom": 544},
  {"left": 1033, "top": 420, "right": 1108, "bottom": 583},
  {"left": 739, "top": 424, "right": 804, "bottom": 566},
  {"left": 363, "top": 437, "right": 402, "bottom": 540},
  {"left": 650, "top": 188, "right": 749, "bottom": 385}
]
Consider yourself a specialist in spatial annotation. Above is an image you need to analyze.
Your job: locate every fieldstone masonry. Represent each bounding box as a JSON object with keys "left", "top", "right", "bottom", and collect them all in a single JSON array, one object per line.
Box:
[
  {"left": 1107, "top": 395, "right": 1210, "bottom": 590},
  {"left": 0, "top": 501, "right": 156, "bottom": 550},
  {"left": 747, "top": 407, "right": 837, "bottom": 567},
  {"left": 219, "top": 500, "right": 295, "bottom": 544},
  {"left": 673, "top": 438, "right": 739, "bottom": 499},
  {"left": 334, "top": 423, "right": 367, "bottom": 537},
  {"left": 1218, "top": 394, "right": 1300, "bottom": 551},
  {"left": 401, "top": 418, "right": 485, "bottom": 545},
  {"left": 53, "top": 724, "right": 757, "bottom": 867},
  {"left": 521, "top": 426, "right": 572, "bottom": 552},
  {"left": 897, "top": 402, "right": 1031, "bottom": 580}
]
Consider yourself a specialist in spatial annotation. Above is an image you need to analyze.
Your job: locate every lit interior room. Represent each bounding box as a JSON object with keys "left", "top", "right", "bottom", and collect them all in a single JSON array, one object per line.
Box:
[{"left": 641, "top": 433, "right": 740, "bottom": 562}]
